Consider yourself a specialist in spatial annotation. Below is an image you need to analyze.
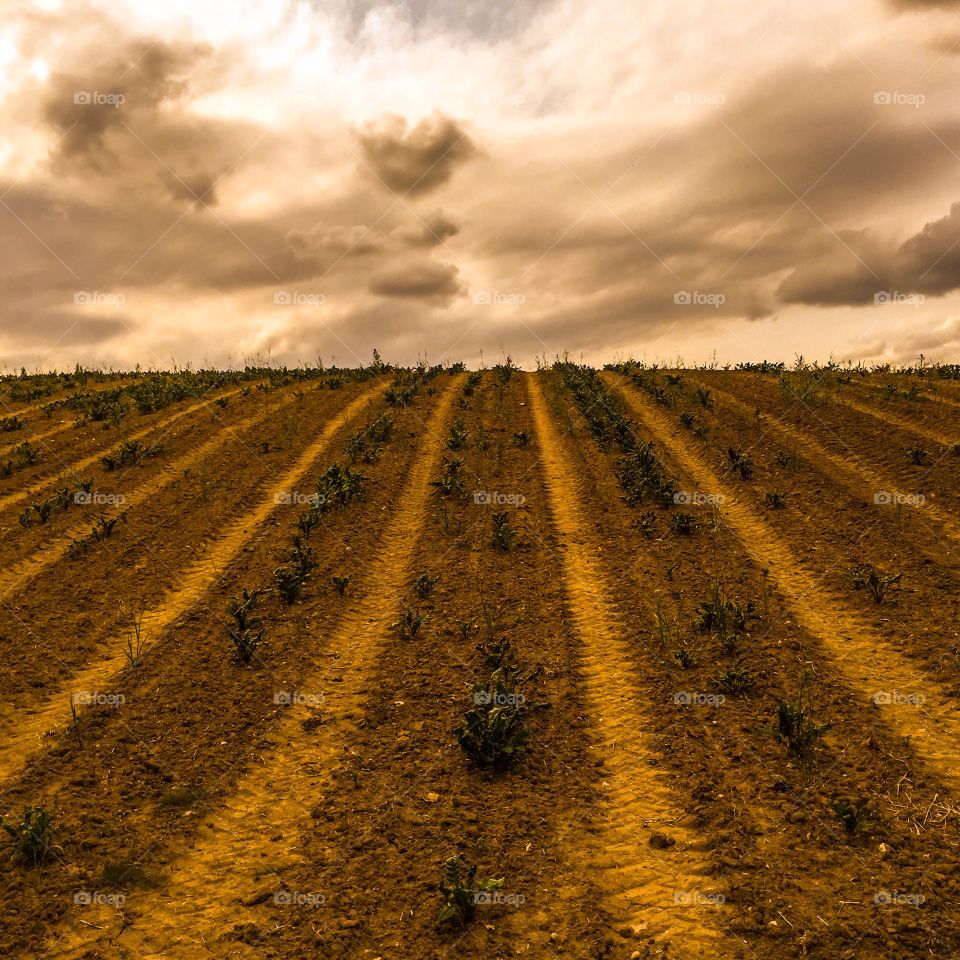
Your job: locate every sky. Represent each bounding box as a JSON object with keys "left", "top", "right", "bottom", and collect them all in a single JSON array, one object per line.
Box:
[{"left": 1, "top": 0, "right": 959, "bottom": 371}]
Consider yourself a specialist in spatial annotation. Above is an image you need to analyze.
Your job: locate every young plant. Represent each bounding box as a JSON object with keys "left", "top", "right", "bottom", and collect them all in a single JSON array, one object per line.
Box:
[
  {"left": 696, "top": 582, "right": 757, "bottom": 653},
  {"left": 512, "top": 430, "right": 531, "bottom": 447},
  {"left": 392, "top": 607, "right": 424, "bottom": 640},
  {"left": 413, "top": 573, "right": 438, "bottom": 599},
  {"left": 726, "top": 447, "right": 754, "bottom": 480},
  {"left": 491, "top": 512, "right": 516, "bottom": 552},
  {"left": 849, "top": 565, "right": 901, "bottom": 604},
  {"left": 671, "top": 512, "right": 695, "bottom": 536},
  {"left": 273, "top": 565, "right": 305, "bottom": 604},
  {"left": 431, "top": 457, "right": 467, "bottom": 499},
  {"left": 123, "top": 606, "right": 146, "bottom": 668},
  {"left": 775, "top": 673, "right": 830, "bottom": 758},
  {"left": 332, "top": 575, "right": 350, "bottom": 597},
  {"left": 834, "top": 799, "right": 871, "bottom": 835},
  {"left": 227, "top": 587, "right": 266, "bottom": 663},
  {"left": 446, "top": 419, "right": 468, "bottom": 451},
  {"left": 437, "top": 856, "right": 504, "bottom": 927},
  {"left": 695, "top": 385, "right": 712, "bottom": 408},
  {"left": 2, "top": 807, "right": 60, "bottom": 865},
  {"left": 764, "top": 491, "right": 787, "bottom": 509},
  {"left": 455, "top": 670, "right": 528, "bottom": 767},
  {"left": 908, "top": 447, "right": 928, "bottom": 466},
  {"left": 714, "top": 666, "right": 754, "bottom": 695}
]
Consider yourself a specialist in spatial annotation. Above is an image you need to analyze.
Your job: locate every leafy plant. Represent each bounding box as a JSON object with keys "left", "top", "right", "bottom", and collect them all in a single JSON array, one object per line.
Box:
[
  {"left": 227, "top": 587, "right": 267, "bottom": 663},
  {"left": 413, "top": 573, "right": 438, "bottom": 599},
  {"left": 2, "top": 807, "right": 60, "bottom": 865},
  {"left": 696, "top": 582, "right": 756, "bottom": 652},
  {"left": 764, "top": 491, "right": 787, "bottom": 509},
  {"left": 714, "top": 666, "right": 754, "bottom": 695},
  {"left": 671, "top": 512, "right": 695, "bottom": 536},
  {"left": 512, "top": 430, "right": 531, "bottom": 447},
  {"left": 695, "top": 385, "right": 712, "bottom": 408},
  {"left": 392, "top": 607, "right": 424, "bottom": 640},
  {"left": 636, "top": 512, "right": 657, "bottom": 538},
  {"left": 437, "top": 856, "right": 504, "bottom": 927},
  {"left": 834, "top": 799, "right": 871, "bottom": 835},
  {"left": 849, "top": 565, "right": 901, "bottom": 604},
  {"left": 455, "top": 670, "right": 528, "bottom": 767},
  {"left": 479, "top": 638, "right": 516, "bottom": 672},
  {"left": 446, "top": 419, "right": 468, "bottom": 450},
  {"left": 431, "top": 457, "right": 467, "bottom": 499},
  {"left": 491, "top": 512, "right": 516, "bottom": 552},
  {"left": 726, "top": 447, "right": 754, "bottom": 480},
  {"left": 332, "top": 575, "right": 350, "bottom": 597},
  {"left": 908, "top": 447, "right": 928, "bottom": 466},
  {"left": 775, "top": 673, "right": 830, "bottom": 758}
]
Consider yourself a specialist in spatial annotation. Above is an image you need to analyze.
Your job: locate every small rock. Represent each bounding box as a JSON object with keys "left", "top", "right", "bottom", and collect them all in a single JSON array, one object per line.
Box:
[{"left": 422, "top": 792, "right": 440, "bottom": 804}]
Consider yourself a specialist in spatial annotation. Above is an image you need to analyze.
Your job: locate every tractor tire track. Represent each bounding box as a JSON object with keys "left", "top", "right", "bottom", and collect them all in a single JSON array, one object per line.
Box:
[
  {"left": 0, "top": 383, "right": 384, "bottom": 792},
  {"left": 832, "top": 394, "right": 957, "bottom": 449},
  {"left": 527, "top": 376, "right": 735, "bottom": 955},
  {"left": 612, "top": 375, "right": 960, "bottom": 791},
  {"left": 0, "top": 385, "right": 315, "bottom": 604},
  {"left": 42, "top": 375, "right": 463, "bottom": 960},
  {"left": 0, "top": 386, "right": 250, "bottom": 518},
  {"left": 703, "top": 380, "right": 960, "bottom": 554}
]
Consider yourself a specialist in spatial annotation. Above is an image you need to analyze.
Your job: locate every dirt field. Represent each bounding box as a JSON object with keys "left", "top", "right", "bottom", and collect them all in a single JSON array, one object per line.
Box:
[{"left": 1, "top": 361, "right": 959, "bottom": 959}]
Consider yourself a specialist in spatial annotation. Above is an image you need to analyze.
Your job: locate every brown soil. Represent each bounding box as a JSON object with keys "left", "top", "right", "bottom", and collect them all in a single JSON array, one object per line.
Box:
[{"left": 2, "top": 370, "right": 959, "bottom": 960}]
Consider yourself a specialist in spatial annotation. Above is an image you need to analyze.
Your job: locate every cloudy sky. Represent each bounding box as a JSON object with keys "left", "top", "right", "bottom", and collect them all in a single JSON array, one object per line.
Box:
[{"left": 1, "top": 0, "right": 959, "bottom": 370}]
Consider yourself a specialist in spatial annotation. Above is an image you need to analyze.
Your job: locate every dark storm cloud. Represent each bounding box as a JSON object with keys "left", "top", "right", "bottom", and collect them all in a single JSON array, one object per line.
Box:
[
  {"left": 355, "top": 113, "right": 479, "bottom": 195},
  {"left": 776, "top": 202, "right": 960, "bottom": 305},
  {"left": 40, "top": 38, "right": 243, "bottom": 210},
  {"left": 899, "top": 202, "right": 960, "bottom": 293},
  {"left": 368, "top": 260, "right": 465, "bottom": 303},
  {"left": 43, "top": 41, "right": 197, "bottom": 164}
]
